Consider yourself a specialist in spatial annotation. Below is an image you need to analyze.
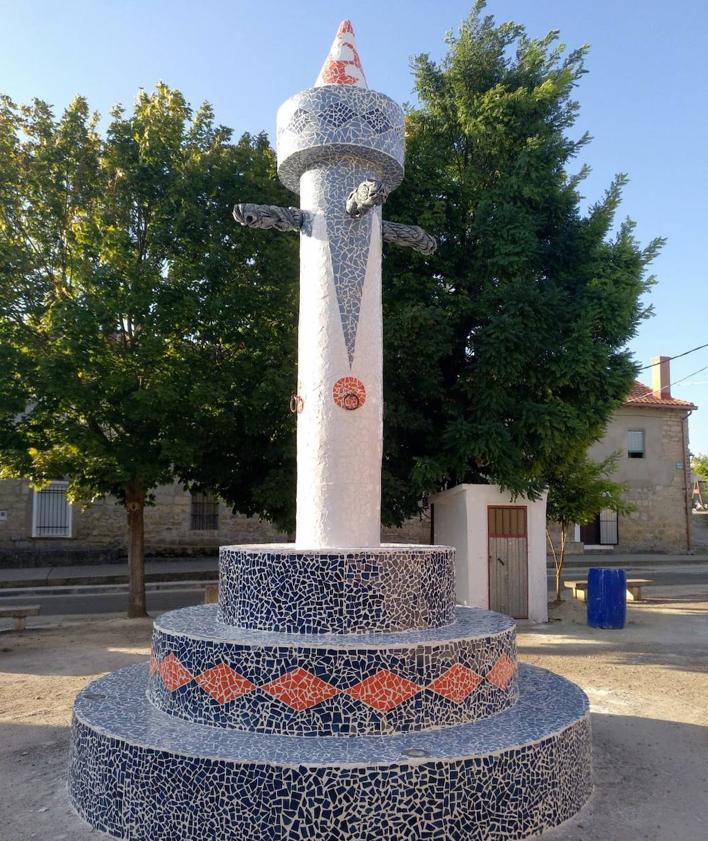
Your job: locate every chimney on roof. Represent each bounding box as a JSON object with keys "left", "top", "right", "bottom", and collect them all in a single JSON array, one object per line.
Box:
[{"left": 651, "top": 355, "right": 671, "bottom": 399}]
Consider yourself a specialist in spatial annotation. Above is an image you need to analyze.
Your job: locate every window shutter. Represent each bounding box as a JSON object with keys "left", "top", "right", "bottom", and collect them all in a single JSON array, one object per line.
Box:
[
  {"left": 599, "top": 508, "right": 618, "bottom": 545},
  {"left": 33, "top": 482, "right": 72, "bottom": 537},
  {"left": 627, "top": 430, "right": 645, "bottom": 455}
]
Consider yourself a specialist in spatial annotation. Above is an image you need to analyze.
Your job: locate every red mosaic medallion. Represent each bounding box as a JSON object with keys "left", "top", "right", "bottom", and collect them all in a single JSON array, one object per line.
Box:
[
  {"left": 346, "top": 670, "right": 421, "bottom": 712},
  {"left": 428, "top": 664, "right": 482, "bottom": 704},
  {"left": 486, "top": 655, "right": 515, "bottom": 690},
  {"left": 332, "top": 376, "right": 366, "bottom": 410},
  {"left": 261, "top": 668, "right": 339, "bottom": 711},
  {"left": 195, "top": 664, "right": 255, "bottom": 705},
  {"left": 159, "top": 653, "right": 193, "bottom": 692}
]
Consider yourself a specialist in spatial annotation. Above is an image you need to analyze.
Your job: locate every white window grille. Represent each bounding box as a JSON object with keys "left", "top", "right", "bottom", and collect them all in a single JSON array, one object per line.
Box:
[
  {"left": 32, "top": 481, "right": 72, "bottom": 538},
  {"left": 627, "top": 429, "right": 645, "bottom": 458}
]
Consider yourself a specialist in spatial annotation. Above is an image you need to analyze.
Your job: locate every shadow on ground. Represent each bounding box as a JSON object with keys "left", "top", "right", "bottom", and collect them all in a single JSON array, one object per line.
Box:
[{"left": 538, "top": 712, "right": 708, "bottom": 840}]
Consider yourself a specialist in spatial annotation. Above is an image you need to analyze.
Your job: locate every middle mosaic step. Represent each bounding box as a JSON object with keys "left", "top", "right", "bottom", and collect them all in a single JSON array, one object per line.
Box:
[{"left": 148, "top": 605, "right": 518, "bottom": 736}]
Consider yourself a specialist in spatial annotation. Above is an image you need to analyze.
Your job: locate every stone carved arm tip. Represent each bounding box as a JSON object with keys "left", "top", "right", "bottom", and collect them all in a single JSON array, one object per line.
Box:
[
  {"left": 382, "top": 220, "right": 437, "bottom": 256},
  {"left": 346, "top": 179, "right": 388, "bottom": 218},
  {"left": 233, "top": 203, "right": 305, "bottom": 233}
]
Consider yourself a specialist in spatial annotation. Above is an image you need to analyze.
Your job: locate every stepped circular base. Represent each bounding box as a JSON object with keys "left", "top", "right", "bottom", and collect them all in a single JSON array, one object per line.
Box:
[
  {"left": 218, "top": 544, "right": 455, "bottom": 633},
  {"left": 148, "top": 605, "right": 518, "bottom": 735},
  {"left": 70, "top": 664, "right": 592, "bottom": 841}
]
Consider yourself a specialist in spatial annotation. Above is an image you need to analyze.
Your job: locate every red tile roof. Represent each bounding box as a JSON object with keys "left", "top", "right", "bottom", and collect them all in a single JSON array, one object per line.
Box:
[{"left": 624, "top": 381, "right": 697, "bottom": 410}]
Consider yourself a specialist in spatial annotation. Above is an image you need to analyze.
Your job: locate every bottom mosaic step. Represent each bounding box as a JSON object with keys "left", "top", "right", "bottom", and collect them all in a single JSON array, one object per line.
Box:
[{"left": 69, "top": 663, "right": 592, "bottom": 841}]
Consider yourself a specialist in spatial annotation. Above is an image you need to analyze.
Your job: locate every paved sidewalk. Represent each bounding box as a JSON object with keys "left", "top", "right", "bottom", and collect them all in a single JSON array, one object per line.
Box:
[
  {"left": 0, "top": 557, "right": 218, "bottom": 589},
  {"left": 551, "top": 551, "right": 708, "bottom": 568},
  {"left": 1, "top": 551, "right": 707, "bottom": 590}
]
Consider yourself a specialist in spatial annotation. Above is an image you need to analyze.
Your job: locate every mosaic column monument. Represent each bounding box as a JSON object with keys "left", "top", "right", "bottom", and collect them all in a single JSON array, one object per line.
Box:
[{"left": 69, "top": 21, "right": 592, "bottom": 841}]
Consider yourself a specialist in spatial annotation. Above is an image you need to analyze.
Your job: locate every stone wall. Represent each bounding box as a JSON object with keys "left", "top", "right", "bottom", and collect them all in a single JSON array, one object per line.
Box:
[
  {"left": 588, "top": 407, "right": 692, "bottom": 552},
  {"left": 0, "top": 479, "right": 430, "bottom": 567}
]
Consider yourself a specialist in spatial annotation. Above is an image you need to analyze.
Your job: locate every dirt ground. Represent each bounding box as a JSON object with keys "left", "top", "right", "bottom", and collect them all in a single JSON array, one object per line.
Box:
[{"left": 0, "top": 596, "right": 706, "bottom": 841}]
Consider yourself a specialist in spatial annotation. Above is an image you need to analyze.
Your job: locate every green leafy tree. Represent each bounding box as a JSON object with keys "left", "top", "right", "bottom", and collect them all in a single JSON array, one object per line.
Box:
[
  {"left": 545, "top": 451, "right": 632, "bottom": 602},
  {"left": 692, "top": 454, "right": 708, "bottom": 485},
  {"left": 0, "top": 85, "right": 297, "bottom": 616},
  {"left": 380, "top": 2, "right": 659, "bottom": 523}
]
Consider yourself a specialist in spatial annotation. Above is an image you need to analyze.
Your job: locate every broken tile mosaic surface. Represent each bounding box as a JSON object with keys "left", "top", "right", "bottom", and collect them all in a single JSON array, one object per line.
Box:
[
  {"left": 69, "top": 663, "right": 592, "bottom": 841},
  {"left": 147, "top": 604, "right": 518, "bottom": 735},
  {"left": 276, "top": 86, "right": 405, "bottom": 194},
  {"left": 217, "top": 545, "right": 456, "bottom": 633},
  {"left": 308, "top": 161, "right": 376, "bottom": 363},
  {"left": 68, "top": 19, "right": 592, "bottom": 836},
  {"left": 332, "top": 375, "right": 366, "bottom": 409}
]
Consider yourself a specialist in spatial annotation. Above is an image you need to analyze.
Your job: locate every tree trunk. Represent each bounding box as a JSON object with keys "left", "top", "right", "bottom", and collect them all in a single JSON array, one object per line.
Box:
[
  {"left": 126, "top": 481, "right": 147, "bottom": 618},
  {"left": 554, "top": 525, "right": 567, "bottom": 603}
]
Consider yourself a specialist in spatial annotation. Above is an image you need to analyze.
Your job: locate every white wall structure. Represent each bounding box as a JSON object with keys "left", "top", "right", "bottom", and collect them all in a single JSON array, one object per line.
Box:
[{"left": 430, "top": 484, "right": 549, "bottom": 623}]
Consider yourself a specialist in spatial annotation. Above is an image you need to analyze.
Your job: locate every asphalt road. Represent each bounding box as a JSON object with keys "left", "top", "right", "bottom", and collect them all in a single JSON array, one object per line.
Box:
[{"left": 1, "top": 561, "right": 707, "bottom": 618}]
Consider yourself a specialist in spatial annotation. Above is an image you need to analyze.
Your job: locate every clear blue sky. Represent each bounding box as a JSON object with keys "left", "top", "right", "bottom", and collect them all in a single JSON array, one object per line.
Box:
[{"left": 2, "top": 0, "right": 707, "bottom": 451}]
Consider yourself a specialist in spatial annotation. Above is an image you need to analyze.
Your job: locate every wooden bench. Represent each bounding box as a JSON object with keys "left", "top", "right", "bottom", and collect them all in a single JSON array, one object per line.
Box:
[
  {"left": 564, "top": 579, "right": 654, "bottom": 603},
  {"left": 0, "top": 604, "right": 40, "bottom": 631}
]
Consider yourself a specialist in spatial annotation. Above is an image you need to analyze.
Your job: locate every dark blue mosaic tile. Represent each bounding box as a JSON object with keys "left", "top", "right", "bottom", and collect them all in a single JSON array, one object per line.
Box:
[
  {"left": 147, "top": 605, "right": 518, "bottom": 735},
  {"left": 218, "top": 544, "right": 456, "bottom": 633},
  {"left": 69, "top": 664, "right": 592, "bottom": 841}
]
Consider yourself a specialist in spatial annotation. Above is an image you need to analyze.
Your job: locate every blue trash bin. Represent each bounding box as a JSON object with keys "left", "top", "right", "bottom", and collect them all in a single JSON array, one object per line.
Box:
[{"left": 587, "top": 567, "right": 626, "bottom": 629}]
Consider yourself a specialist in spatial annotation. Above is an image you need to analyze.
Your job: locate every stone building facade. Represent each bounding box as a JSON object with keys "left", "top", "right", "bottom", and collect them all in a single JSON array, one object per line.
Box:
[
  {"left": 0, "top": 478, "right": 429, "bottom": 567},
  {"left": 572, "top": 356, "right": 696, "bottom": 553}
]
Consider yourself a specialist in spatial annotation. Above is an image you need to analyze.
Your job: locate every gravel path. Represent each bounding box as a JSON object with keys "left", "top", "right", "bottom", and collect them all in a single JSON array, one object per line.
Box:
[{"left": 0, "top": 597, "right": 706, "bottom": 840}]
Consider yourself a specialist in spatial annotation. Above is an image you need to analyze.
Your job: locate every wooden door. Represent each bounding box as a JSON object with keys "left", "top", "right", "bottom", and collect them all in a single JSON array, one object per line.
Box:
[{"left": 488, "top": 506, "right": 528, "bottom": 618}]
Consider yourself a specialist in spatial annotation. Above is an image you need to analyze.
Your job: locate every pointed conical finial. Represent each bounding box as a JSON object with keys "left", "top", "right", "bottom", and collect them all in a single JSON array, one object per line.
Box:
[{"left": 315, "top": 20, "right": 367, "bottom": 88}]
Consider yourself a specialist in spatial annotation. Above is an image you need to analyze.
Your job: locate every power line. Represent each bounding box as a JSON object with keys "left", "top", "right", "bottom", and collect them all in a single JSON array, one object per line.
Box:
[
  {"left": 626, "top": 363, "right": 708, "bottom": 403},
  {"left": 638, "top": 343, "right": 708, "bottom": 370}
]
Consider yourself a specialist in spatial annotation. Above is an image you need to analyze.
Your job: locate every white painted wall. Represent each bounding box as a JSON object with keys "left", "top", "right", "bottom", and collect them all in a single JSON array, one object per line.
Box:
[{"left": 430, "top": 484, "right": 548, "bottom": 623}]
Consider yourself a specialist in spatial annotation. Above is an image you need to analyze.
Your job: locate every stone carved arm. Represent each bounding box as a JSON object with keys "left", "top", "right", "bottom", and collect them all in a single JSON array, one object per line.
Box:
[
  {"left": 345, "top": 180, "right": 437, "bottom": 255},
  {"left": 233, "top": 201, "right": 437, "bottom": 256},
  {"left": 233, "top": 203, "right": 305, "bottom": 232},
  {"left": 382, "top": 221, "right": 437, "bottom": 256}
]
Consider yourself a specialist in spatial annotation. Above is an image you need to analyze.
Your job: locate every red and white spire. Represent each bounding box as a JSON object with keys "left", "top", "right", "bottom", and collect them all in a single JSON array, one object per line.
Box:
[{"left": 315, "top": 20, "right": 367, "bottom": 88}]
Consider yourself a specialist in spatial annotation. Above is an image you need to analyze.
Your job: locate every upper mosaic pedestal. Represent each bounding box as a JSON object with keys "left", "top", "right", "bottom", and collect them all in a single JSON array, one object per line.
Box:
[{"left": 217, "top": 544, "right": 456, "bottom": 633}]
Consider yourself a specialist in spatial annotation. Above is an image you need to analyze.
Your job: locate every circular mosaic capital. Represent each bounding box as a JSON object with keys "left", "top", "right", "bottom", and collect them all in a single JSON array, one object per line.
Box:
[{"left": 276, "top": 86, "right": 405, "bottom": 193}]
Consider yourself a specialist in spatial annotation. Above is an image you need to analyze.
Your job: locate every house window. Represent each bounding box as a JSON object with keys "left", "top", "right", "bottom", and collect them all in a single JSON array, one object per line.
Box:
[
  {"left": 579, "top": 509, "right": 619, "bottom": 546},
  {"left": 32, "top": 481, "right": 72, "bottom": 538},
  {"left": 627, "top": 429, "right": 645, "bottom": 458},
  {"left": 190, "top": 491, "right": 219, "bottom": 530}
]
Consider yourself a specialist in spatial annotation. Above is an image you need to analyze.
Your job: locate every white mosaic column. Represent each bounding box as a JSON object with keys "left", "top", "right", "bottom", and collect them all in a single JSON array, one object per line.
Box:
[{"left": 276, "top": 22, "right": 405, "bottom": 548}]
